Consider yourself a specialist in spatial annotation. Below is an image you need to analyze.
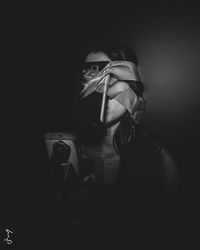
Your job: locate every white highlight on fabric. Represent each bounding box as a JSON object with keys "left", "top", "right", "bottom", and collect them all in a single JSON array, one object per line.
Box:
[{"left": 80, "top": 61, "right": 140, "bottom": 99}]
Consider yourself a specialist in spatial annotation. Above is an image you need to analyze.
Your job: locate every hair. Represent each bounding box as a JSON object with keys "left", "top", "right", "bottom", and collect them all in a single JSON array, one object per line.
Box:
[
  {"left": 78, "top": 40, "right": 146, "bottom": 155},
  {"left": 80, "top": 40, "right": 139, "bottom": 65}
]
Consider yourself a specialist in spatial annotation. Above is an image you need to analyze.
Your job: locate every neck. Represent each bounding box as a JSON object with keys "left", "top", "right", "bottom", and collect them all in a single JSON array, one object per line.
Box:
[
  {"left": 82, "top": 121, "right": 120, "bottom": 158},
  {"left": 104, "top": 121, "right": 120, "bottom": 139}
]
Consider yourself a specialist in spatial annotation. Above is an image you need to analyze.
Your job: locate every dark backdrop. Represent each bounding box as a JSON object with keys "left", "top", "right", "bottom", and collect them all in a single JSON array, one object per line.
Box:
[{"left": 2, "top": 2, "right": 200, "bottom": 248}]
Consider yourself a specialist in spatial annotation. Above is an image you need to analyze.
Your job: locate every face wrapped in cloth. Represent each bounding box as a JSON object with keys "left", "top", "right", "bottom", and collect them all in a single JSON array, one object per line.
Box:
[{"left": 78, "top": 60, "right": 145, "bottom": 127}]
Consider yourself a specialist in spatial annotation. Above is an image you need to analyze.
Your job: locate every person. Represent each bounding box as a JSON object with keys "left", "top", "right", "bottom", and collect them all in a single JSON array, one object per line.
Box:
[{"left": 50, "top": 41, "right": 180, "bottom": 246}]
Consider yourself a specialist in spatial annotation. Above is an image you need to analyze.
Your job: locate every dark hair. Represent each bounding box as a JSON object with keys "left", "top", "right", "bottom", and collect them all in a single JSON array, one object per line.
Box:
[
  {"left": 78, "top": 41, "right": 145, "bottom": 155},
  {"left": 81, "top": 40, "right": 139, "bottom": 65}
]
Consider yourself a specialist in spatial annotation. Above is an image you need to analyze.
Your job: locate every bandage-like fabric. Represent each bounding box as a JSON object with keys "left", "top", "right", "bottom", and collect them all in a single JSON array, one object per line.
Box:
[
  {"left": 80, "top": 60, "right": 145, "bottom": 118},
  {"left": 80, "top": 61, "right": 140, "bottom": 97}
]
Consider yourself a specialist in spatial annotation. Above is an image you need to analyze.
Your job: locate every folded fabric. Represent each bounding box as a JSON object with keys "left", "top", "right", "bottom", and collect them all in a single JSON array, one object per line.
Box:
[
  {"left": 80, "top": 60, "right": 140, "bottom": 99},
  {"left": 79, "top": 60, "right": 145, "bottom": 120}
]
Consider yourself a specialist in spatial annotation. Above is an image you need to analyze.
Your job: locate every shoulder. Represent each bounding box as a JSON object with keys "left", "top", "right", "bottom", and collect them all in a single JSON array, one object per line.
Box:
[
  {"left": 127, "top": 125, "right": 162, "bottom": 159},
  {"left": 130, "top": 126, "right": 180, "bottom": 194}
]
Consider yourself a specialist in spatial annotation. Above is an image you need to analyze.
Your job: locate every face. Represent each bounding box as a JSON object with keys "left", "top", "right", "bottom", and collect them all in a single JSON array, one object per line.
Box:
[{"left": 83, "top": 52, "right": 128, "bottom": 124}]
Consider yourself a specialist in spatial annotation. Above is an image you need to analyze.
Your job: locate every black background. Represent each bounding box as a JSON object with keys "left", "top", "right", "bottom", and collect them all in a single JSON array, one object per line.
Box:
[{"left": 2, "top": 1, "right": 200, "bottom": 248}]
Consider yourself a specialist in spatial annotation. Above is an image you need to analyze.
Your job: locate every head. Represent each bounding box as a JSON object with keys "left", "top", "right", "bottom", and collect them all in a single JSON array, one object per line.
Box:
[
  {"left": 76, "top": 41, "right": 145, "bottom": 153},
  {"left": 83, "top": 51, "right": 128, "bottom": 124}
]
